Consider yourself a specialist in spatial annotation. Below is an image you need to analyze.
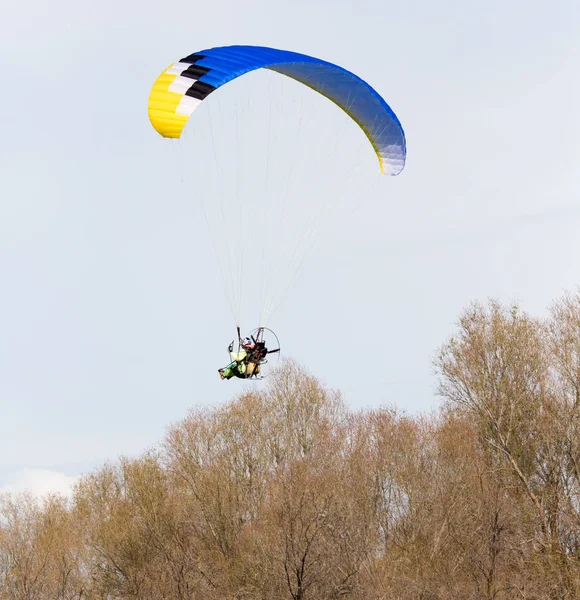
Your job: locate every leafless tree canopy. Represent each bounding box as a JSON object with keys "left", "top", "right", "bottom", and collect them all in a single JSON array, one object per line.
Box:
[{"left": 2, "top": 293, "right": 580, "bottom": 599}]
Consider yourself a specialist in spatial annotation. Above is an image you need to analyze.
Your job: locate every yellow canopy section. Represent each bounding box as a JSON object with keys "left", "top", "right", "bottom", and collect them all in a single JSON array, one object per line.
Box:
[{"left": 148, "top": 66, "right": 190, "bottom": 139}]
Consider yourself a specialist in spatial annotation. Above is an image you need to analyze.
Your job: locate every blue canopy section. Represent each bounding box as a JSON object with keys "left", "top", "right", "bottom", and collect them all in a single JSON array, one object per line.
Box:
[{"left": 182, "top": 45, "right": 406, "bottom": 175}]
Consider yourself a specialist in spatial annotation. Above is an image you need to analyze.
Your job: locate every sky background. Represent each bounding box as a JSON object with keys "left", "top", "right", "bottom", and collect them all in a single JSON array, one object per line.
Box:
[{"left": 1, "top": 0, "right": 579, "bottom": 496}]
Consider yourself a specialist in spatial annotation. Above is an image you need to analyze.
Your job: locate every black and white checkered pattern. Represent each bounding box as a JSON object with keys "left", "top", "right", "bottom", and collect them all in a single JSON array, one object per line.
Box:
[{"left": 167, "top": 54, "right": 217, "bottom": 116}]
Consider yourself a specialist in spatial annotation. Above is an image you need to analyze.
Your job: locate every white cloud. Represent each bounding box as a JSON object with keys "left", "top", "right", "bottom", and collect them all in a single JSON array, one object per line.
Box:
[{"left": 0, "top": 469, "right": 78, "bottom": 498}]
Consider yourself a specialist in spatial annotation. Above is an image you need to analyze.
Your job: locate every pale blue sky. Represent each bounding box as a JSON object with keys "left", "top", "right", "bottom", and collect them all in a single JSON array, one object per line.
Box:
[{"left": 1, "top": 0, "right": 579, "bottom": 492}]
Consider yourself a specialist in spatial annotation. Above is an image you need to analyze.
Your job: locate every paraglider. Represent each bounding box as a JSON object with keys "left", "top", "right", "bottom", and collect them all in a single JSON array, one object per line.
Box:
[
  {"left": 218, "top": 327, "right": 281, "bottom": 380},
  {"left": 148, "top": 45, "right": 406, "bottom": 379}
]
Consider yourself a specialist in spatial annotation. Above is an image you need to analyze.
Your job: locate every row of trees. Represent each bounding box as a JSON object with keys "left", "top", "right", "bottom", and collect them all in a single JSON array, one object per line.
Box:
[{"left": 2, "top": 292, "right": 580, "bottom": 599}]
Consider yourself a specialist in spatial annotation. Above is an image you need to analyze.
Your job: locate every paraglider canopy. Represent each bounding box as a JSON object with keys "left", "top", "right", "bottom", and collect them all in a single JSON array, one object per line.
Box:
[{"left": 148, "top": 45, "right": 406, "bottom": 175}]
